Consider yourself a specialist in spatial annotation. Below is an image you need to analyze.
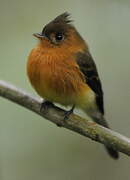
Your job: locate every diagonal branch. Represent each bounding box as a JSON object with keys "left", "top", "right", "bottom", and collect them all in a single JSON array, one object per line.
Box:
[{"left": 0, "top": 80, "right": 130, "bottom": 156}]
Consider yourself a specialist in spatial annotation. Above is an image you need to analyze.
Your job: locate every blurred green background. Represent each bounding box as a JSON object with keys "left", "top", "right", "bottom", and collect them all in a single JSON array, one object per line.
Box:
[{"left": 0, "top": 0, "right": 130, "bottom": 179}]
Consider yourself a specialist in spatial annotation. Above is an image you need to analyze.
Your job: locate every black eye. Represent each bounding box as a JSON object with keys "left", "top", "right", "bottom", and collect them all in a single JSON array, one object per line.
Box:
[{"left": 55, "top": 32, "right": 64, "bottom": 41}]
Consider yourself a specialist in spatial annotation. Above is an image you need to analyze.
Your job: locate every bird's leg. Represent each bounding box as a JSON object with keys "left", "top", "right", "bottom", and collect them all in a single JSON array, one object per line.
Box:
[
  {"left": 64, "top": 105, "right": 75, "bottom": 120},
  {"left": 40, "top": 100, "right": 54, "bottom": 112}
]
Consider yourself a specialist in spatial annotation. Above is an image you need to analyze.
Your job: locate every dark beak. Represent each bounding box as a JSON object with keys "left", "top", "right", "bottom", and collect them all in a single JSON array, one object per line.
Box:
[{"left": 33, "top": 32, "right": 46, "bottom": 38}]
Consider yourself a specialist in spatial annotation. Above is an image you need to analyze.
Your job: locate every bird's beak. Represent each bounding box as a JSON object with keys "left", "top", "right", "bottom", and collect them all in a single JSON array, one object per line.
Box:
[{"left": 33, "top": 32, "right": 46, "bottom": 39}]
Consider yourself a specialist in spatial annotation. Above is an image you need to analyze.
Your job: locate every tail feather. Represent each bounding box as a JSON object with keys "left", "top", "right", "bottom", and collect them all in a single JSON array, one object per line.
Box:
[
  {"left": 105, "top": 146, "right": 119, "bottom": 159},
  {"left": 90, "top": 114, "right": 119, "bottom": 159}
]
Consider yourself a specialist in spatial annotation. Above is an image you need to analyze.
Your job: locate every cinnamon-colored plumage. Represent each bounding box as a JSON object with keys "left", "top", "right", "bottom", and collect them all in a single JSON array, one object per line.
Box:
[
  {"left": 27, "top": 26, "right": 95, "bottom": 110},
  {"left": 27, "top": 12, "right": 119, "bottom": 159}
]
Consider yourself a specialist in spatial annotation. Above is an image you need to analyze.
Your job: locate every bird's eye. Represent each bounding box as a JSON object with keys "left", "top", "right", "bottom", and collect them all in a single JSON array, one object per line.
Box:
[{"left": 55, "top": 32, "right": 64, "bottom": 41}]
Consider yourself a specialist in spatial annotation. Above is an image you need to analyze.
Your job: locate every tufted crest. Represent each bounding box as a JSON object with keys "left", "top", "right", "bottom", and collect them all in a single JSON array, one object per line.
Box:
[{"left": 53, "top": 12, "right": 72, "bottom": 24}]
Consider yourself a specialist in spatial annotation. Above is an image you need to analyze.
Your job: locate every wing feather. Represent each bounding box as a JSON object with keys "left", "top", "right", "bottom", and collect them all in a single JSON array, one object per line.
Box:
[{"left": 76, "top": 51, "right": 104, "bottom": 114}]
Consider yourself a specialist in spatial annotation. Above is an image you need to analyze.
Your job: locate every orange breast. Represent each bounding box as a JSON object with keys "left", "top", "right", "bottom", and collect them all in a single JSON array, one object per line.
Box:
[{"left": 27, "top": 44, "right": 91, "bottom": 105}]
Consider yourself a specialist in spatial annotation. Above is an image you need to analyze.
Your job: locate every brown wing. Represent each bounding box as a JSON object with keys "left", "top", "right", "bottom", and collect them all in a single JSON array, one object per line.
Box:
[{"left": 76, "top": 51, "right": 104, "bottom": 114}]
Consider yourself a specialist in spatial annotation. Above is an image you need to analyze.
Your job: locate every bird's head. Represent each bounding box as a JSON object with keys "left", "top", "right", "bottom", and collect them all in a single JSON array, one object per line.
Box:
[{"left": 33, "top": 12, "right": 87, "bottom": 52}]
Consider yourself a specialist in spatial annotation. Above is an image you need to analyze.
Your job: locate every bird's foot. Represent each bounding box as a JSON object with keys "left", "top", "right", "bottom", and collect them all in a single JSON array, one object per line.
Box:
[
  {"left": 40, "top": 100, "right": 54, "bottom": 112},
  {"left": 40, "top": 100, "right": 62, "bottom": 127},
  {"left": 64, "top": 105, "right": 75, "bottom": 120}
]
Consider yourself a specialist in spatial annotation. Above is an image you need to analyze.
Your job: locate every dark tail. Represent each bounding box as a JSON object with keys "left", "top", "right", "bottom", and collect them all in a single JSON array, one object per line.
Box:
[
  {"left": 92, "top": 115, "right": 119, "bottom": 159},
  {"left": 105, "top": 146, "right": 119, "bottom": 159}
]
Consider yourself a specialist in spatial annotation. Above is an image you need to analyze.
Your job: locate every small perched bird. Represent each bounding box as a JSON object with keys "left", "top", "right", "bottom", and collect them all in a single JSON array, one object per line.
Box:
[{"left": 27, "top": 12, "right": 119, "bottom": 159}]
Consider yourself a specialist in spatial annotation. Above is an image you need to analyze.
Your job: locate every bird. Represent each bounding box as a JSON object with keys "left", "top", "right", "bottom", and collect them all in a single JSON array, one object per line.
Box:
[{"left": 27, "top": 12, "right": 119, "bottom": 159}]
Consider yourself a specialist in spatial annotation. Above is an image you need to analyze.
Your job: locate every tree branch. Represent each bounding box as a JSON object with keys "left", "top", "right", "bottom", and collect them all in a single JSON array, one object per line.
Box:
[{"left": 0, "top": 80, "right": 130, "bottom": 156}]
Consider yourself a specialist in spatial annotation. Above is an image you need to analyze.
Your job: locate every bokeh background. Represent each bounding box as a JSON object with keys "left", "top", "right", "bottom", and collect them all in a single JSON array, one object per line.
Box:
[{"left": 0, "top": 0, "right": 130, "bottom": 179}]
